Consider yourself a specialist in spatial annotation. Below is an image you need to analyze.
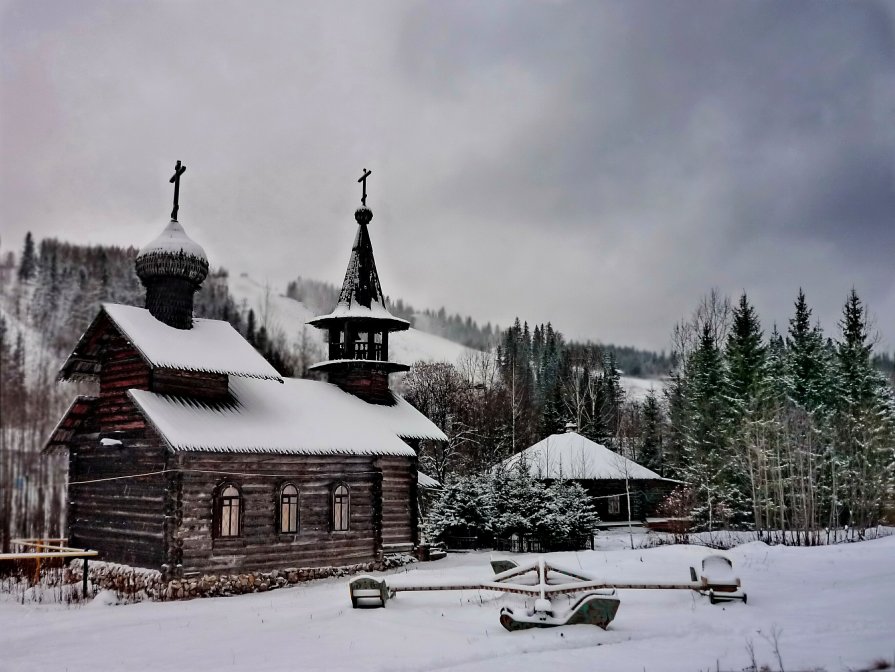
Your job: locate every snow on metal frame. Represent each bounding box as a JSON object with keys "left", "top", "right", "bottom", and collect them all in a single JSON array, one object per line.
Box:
[
  {"left": 102, "top": 303, "right": 282, "bottom": 381},
  {"left": 499, "top": 431, "right": 671, "bottom": 481},
  {"left": 128, "top": 377, "right": 423, "bottom": 456}
]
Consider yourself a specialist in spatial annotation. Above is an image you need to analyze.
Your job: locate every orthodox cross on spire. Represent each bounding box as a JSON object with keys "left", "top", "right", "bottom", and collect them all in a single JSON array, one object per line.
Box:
[
  {"left": 169, "top": 160, "right": 187, "bottom": 221},
  {"left": 357, "top": 168, "right": 372, "bottom": 206}
]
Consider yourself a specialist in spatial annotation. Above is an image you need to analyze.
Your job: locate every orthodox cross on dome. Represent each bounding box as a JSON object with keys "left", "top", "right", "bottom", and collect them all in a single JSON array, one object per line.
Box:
[
  {"left": 357, "top": 168, "right": 372, "bottom": 206},
  {"left": 169, "top": 160, "right": 187, "bottom": 221}
]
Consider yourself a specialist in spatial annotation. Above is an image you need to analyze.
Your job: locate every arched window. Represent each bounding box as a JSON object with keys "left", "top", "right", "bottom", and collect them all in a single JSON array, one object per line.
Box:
[
  {"left": 280, "top": 484, "right": 299, "bottom": 533},
  {"left": 217, "top": 484, "right": 241, "bottom": 538},
  {"left": 332, "top": 483, "right": 350, "bottom": 532}
]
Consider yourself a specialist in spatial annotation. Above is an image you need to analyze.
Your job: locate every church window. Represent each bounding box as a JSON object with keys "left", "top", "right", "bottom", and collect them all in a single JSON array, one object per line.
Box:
[
  {"left": 332, "top": 483, "right": 350, "bottom": 531},
  {"left": 280, "top": 484, "right": 299, "bottom": 533},
  {"left": 217, "top": 484, "right": 241, "bottom": 538}
]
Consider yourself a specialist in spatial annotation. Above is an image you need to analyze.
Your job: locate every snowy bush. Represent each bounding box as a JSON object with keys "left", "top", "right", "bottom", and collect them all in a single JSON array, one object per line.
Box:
[
  {"left": 425, "top": 474, "right": 493, "bottom": 542},
  {"left": 425, "top": 463, "right": 600, "bottom": 547}
]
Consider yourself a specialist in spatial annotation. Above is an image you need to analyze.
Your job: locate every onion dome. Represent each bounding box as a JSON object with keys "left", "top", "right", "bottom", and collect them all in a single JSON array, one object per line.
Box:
[
  {"left": 135, "top": 220, "right": 209, "bottom": 330},
  {"left": 135, "top": 219, "right": 209, "bottom": 285}
]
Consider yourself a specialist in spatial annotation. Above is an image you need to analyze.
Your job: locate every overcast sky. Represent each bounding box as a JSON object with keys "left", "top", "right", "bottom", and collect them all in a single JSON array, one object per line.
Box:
[{"left": 2, "top": 1, "right": 893, "bottom": 352}]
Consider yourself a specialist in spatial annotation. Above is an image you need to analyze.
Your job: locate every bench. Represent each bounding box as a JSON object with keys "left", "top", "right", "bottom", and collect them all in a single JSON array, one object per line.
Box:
[{"left": 349, "top": 575, "right": 390, "bottom": 608}]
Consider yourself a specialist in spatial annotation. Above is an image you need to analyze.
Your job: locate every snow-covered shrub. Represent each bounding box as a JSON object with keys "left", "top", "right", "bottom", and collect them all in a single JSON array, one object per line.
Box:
[
  {"left": 425, "top": 474, "right": 493, "bottom": 542},
  {"left": 541, "top": 479, "right": 601, "bottom": 546},
  {"left": 425, "top": 463, "right": 600, "bottom": 547}
]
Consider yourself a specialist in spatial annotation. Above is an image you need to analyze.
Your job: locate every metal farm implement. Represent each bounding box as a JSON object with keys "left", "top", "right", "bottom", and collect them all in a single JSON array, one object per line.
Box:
[{"left": 349, "top": 554, "right": 746, "bottom": 632}]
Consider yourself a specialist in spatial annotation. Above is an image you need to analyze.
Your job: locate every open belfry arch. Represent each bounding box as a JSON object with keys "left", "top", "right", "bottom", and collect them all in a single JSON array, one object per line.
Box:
[{"left": 45, "top": 164, "right": 446, "bottom": 581}]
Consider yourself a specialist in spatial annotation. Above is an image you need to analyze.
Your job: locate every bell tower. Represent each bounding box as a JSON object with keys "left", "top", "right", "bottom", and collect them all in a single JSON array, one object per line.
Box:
[{"left": 308, "top": 170, "right": 409, "bottom": 403}]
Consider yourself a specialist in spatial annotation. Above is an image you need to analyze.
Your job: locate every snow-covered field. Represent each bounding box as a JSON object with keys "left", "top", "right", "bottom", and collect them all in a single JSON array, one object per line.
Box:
[{"left": 3, "top": 532, "right": 893, "bottom": 672}]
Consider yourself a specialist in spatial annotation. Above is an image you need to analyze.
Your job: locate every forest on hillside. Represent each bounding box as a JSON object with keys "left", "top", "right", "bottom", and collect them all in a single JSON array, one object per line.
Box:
[{"left": 286, "top": 275, "right": 674, "bottom": 376}]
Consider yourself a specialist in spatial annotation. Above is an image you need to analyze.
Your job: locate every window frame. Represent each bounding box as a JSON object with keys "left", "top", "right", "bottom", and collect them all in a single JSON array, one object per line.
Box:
[
  {"left": 214, "top": 482, "right": 242, "bottom": 539},
  {"left": 332, "top": 482, "right": 350, "bottom": 532},
  {"left": 279, "top": 483, "right": 300, "bottom": 534},
  {"left": 608, "top": 494, "right": 621, "bottom": 515}
]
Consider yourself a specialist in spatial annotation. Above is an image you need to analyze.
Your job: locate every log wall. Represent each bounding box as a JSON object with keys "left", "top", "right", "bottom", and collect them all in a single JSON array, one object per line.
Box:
[
  {"left": 375, "top": 455, "right": 417, "bottom": 547},
  {"left": 68, "top": 331, "right": 170, "bottom": 569},
  {"left": 97, "top": 332, "right": 152, "bottom": 433},
  {"left": 174, "top": 452, "right": 417, "bottom": 576},
  {"left": 67, "top": 432, "right": 169, "bottom": 569}
]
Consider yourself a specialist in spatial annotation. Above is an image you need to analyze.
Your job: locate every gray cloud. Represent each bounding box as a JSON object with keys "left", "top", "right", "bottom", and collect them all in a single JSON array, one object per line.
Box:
[{"left": 2, "top": 0, "right": 893, "bottom": 352}]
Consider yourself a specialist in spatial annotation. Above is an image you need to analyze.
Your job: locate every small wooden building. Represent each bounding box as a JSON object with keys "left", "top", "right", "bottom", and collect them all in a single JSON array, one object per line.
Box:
[
  {"left": 498, "top": 428, "right": 678, "bottom": 522},
  {"left": 46, "top": 171, "right": 445, "bottom": 579}
]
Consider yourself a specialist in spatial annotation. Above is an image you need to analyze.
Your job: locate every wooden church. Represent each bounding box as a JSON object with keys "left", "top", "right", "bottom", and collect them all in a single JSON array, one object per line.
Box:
[{"left": 46, "top": 164, "right": 446, "bottom": 580}]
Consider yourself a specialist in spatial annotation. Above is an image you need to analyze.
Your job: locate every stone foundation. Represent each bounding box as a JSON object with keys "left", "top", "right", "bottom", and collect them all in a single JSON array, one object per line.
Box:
[{"left": 67, "top": 555, "right": 415, "bottom": 602}]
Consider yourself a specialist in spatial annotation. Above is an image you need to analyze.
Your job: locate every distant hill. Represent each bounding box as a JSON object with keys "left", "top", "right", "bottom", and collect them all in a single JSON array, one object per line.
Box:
[
  {"left": 0, "top": 235, "right": 674, "bottom": 389},
  {"left": 286, "top": 276, "right": 499, "bottom": 351},
  {"left": 231, "top": 273, "right": 475, "bottom": 372}
]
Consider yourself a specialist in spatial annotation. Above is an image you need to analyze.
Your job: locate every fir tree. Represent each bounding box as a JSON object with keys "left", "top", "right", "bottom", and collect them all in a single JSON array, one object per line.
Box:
[
  {"left": 831, "top": 290, "right": 895, "bottom": 529},
  {"left": 726, "top": 293, "right": 766, "bottom": 405},
  {"left": 17, "top": 232, "right": 36, "bottom": 281},
  {"left": 725, "top": 292, "right": 768, "bottom": 529},
  {"left": 425, "top": 474, "right": 492, "bottom": 542},
  {"left": 246, "top": 309, "right": 257, "bottom": 345},
  {"left": 639, "top": 389, "right": 664, "bottom": 474},
  {"left": 786, "top": 289, "right": 830, "bottom": 414},
  {"left": 677, "top": 323, "right": 740, "bottom": 529}
]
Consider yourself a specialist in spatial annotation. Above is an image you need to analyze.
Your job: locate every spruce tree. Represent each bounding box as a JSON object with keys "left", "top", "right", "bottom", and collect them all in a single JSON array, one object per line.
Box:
[
  {"left": 786, "top": 289, "right": 829, "bottom": 414},
  {"left": 678, "top": 323, "right": 738, "bottom": 529},
  {"left": 725, "top": 292, "right": 768, "bottom": 529},
  {"left": 246, "top": 309, "right": 257, "bottom": 345},
  {"left": 639, "top": 389, "right": 664, "bottom": 474},
  {"left": 17, "top": 232, "right": 36, "bottom": 281},
  {"left": 831, "top": 290, "right": 895, "bottom": 529}
]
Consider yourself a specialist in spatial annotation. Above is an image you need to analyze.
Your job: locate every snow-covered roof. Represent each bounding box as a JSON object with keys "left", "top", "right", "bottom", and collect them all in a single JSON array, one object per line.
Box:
[
  {"left": 372, "top": 392, "right": 448, "bottom": 442},
  {"left": 97, "top": 303, "right": 281, "bottom": 380},
  {"left": 417, "top": 471, "right": 441, "bottom": 489},
  {"left": 137, "top": 219, "right": 207, "bottom": 261},
  {"left": 310, "top": 300, "right": 409, "bottom": 326},
  {"left": 498, "top": 431, "right": 668, "bottom": 481},
  {"left": 307, "top": 358, "right": 410, "bottom": 373},
  {"left": 128, "top": 377, "right": 438, "bottom": 456}
]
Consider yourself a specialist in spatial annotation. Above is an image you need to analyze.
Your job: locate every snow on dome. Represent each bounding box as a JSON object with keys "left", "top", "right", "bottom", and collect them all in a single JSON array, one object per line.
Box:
[
  {"left": 498, "top": 431, "right": 673, "bottom": 481},
  {"left": 137, "top": 219, "right": 207, "bottom": 262},
  {"left": 128, "top": 377, "right": 419, "bottom": 456}
]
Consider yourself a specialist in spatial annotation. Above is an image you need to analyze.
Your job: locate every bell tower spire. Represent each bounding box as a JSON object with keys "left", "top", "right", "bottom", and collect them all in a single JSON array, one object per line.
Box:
[{"left": 308, "top": 170, "right": 409, "bottom": 404}]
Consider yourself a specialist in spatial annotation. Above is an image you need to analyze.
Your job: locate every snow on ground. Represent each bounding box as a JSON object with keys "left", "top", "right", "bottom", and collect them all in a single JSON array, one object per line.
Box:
[
  {"left": 2, "top": 531, "right": 893, "bottom": 672},
  {"left": 620, "top": 375, "right": 665, "bottom": 402},
  {"left": 229, "top": 274, "right": 474, "bottom": 367}
]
